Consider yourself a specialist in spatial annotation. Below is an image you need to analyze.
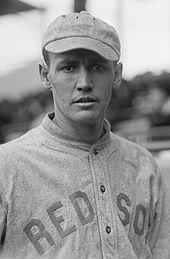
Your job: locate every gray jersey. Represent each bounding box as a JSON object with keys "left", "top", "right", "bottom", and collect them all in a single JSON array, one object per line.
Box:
[{"left": 0, "top": 113, "right": 170, "bottom": 258}]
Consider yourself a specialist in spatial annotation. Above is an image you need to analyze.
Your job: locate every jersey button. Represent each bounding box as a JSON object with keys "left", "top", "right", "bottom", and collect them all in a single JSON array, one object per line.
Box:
[
  {"left": 93, "top": 149, "right": 98, "bottom": 155},
  {"left": 106, "top": 226, "right": 111, "bottom": 234},
  {"left": 100, "top": 185, "right": 106, "bottom": 193}
]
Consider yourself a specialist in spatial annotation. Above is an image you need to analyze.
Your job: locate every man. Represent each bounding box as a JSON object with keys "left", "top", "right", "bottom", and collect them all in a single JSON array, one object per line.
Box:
[{"left": 0, "top": 11, "right": 170, "bottom": 259}]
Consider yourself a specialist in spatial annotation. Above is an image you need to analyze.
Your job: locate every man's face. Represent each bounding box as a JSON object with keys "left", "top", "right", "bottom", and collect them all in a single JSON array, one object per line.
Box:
[{"left": 40, "top": 49, "right": 122, "bottom": 127}]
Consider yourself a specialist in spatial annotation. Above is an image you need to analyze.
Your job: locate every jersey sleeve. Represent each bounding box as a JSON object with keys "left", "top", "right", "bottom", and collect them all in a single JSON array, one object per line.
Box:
[
  {"left": 148, "top": 163, "right": 170, "bottom": 259},
  {"left": 0, "top": 148, "right": 8, "bottom": 251},
  {"left": 0, "top": 196, "right": 7, "bottom": 250}
]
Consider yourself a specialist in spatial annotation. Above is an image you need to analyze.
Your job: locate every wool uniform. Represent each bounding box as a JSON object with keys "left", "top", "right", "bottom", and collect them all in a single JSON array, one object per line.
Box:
[{"left": 0, "top": 113, "right": 170, "bottom": 258}]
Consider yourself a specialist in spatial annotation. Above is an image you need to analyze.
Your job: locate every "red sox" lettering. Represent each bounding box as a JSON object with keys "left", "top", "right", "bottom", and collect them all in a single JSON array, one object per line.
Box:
[
  {"left": 24, "top": 191, "right": 147, "bottom": 255},
  {"left": 24, "top": 191, "right": 94, "bottom": 255},
  {"left": 116, "top": 193, "right": 147, "bottom": 236}
]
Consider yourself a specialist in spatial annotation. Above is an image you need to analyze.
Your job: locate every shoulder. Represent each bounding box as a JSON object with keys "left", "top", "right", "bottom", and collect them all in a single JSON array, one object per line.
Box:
[
  {"left": 0, "top": 128, "right": 40, "bottom": 168},
  {"left": 110, "top": 133, "right": 165, "bottom": 203},
  {"left": 110, "top": 132, "right": 158, "bottom": 172},
  {"left": 0, "top": 127, "right": 44, "bottom": 200},
  {"left": 111, "top": 132, "right": 152, "bottom": 157}
]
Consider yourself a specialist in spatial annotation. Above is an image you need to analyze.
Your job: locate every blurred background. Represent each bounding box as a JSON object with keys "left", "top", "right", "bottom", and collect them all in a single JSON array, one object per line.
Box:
[{"left": 0, "top": 0, "right": 170, "bottom": 182}]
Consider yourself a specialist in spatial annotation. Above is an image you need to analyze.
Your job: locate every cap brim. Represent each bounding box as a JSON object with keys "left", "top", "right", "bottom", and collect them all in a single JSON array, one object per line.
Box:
[{"left": 44, "top": 37, "right": 119, "bottom": 61}]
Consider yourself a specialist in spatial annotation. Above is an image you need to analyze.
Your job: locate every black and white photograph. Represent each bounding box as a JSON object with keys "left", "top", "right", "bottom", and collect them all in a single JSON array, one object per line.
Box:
[{"left": 0, "top": 0, "right": 170, "bottom": 258}]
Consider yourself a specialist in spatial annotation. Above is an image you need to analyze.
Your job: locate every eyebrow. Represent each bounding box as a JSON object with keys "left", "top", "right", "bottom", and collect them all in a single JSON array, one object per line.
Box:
[
  {"left": 57, "top": 58, "right": 108, "bottom": 64},
  {"left": 56, "top": 60, "right": 79, "bottom": 67}
]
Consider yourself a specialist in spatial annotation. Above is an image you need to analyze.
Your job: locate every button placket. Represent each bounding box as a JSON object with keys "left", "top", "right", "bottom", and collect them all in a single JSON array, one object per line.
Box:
[
  {"left": 89, "top": 149, "right": 116, "bottom": 256},
  {"left": 99, "top": 179, "right": 116, "bottom": 253}
]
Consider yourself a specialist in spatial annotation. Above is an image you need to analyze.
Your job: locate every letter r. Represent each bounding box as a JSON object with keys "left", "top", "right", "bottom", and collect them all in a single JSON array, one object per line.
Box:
[{"left": 23, "top": 219, "right": 55, "bottom": 255}]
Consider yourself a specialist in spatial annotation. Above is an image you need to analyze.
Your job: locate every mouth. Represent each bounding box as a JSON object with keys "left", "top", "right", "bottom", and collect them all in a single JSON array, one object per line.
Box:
[{"left": 73, "top": 96, "right": 97, "bottom": 104}]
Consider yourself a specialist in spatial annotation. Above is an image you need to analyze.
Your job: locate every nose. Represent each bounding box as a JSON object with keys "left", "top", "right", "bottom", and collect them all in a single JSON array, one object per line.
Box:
[{"left": 76, "top": 66, "right": 93, "bottom": 91}]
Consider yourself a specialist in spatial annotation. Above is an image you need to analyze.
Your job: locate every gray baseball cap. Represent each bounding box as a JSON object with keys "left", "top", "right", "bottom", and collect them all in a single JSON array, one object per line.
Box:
[{"left": 42, "top": 11, "right": 121, "bottom": 61}]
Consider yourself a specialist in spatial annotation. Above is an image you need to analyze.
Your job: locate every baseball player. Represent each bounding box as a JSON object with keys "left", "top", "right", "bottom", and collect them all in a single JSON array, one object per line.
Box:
[{"left": 0, "top": 11, "right": 170, "bottom": 259}]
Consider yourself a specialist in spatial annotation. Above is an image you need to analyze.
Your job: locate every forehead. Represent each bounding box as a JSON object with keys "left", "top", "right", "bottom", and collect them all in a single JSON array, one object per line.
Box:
[{"left": 48, "top": 49, "right": 109, "bottom": 63}]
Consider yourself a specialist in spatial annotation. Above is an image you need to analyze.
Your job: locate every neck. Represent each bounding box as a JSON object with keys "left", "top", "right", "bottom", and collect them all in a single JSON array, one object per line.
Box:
[{"left": 53, "top": 116, "right": 105, "bottom": 145}]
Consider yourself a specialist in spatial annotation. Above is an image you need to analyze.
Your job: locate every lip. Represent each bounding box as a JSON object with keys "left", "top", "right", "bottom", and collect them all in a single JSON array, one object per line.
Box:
[{"left": 73, "top": 96, "right": 98, "bottom": 104}]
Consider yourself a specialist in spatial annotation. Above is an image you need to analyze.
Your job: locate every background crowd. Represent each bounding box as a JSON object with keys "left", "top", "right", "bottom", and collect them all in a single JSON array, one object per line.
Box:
[{"left": 0, "top": 71, "right": 170, "bottom": 145}]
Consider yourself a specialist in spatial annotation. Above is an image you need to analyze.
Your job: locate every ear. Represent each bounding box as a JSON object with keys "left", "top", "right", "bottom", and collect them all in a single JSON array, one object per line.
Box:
[
  {"left": 113, "top": 62, "right": 123, "bottom": 91},
  {"left": 39, "top": 62, "right": 52, "bottom": 90}
]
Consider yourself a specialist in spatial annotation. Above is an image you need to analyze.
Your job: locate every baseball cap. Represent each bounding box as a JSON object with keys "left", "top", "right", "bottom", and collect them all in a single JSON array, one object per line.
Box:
[{"left": 42, "top": 11, "right": 121, "bottom": 61}]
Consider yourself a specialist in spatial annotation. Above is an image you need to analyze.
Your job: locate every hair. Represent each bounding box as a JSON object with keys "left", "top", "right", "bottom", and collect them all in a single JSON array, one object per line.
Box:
[{"left": 43, "top": 49, "right": 50, "bottom": 67}]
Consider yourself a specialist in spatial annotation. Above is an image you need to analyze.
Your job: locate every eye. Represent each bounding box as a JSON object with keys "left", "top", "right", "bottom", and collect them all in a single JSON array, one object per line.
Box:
[
  {"left": 63, "top": 65, "right": 75, "bottom": 72},
  {"left": 91, "top": 64, "right": 103, "bottom": 71}
]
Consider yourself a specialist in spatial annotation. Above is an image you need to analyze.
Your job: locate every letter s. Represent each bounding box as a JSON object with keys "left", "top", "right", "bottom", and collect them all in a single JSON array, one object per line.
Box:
[{"left": 116, "top": 193, "right": 131, "bottom": 226}]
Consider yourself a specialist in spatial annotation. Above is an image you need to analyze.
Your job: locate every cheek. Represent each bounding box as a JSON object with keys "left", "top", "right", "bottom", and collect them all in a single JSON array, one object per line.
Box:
[
  {"left": 52, "top": 83, "right": 70, "bottom": 106},
  {"left": 100, "top": 81, "right": 113, "bottom": 107},
  {"left": 101, "top": 80, "right": 113, "bottom": 98}
]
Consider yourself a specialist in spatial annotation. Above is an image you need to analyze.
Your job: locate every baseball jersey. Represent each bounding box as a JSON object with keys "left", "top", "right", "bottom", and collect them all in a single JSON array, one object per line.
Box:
[{"left": 0, "top": 112, "right": 170, "bottom": 259}]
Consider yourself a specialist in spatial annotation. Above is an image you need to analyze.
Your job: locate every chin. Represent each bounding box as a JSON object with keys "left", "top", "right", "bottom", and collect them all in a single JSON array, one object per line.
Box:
[{"left": 73, "top": 113, "right": 103, "bottom": 126}]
